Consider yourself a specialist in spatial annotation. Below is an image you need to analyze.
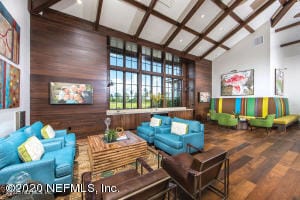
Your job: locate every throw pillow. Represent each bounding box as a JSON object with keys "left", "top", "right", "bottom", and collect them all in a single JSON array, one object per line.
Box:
[
  {"left": 171, "top": 122, "right": 189, "bottom": 135},
  {"left": 150, "top": 117, "right": 162, "bottom": 127},
  {"left": 41, "top": 124, "right": 56, "bottom": 139},
  {"left": 18, "top": 136, "right": 45, "bottom": 162}
]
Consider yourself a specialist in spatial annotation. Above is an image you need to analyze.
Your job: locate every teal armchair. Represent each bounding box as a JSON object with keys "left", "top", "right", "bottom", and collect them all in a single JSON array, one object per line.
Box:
[
  {"left": 217, "top": 113, "right": 238, "bottom": 128},
  {"left": 249, "top": 114, "right": 275, "bottom": 133}
]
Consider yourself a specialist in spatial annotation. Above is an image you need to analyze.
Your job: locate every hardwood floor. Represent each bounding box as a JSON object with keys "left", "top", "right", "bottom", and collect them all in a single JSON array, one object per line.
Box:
[{"left": 202, "top": 122, "right": 300, "bottom": 200}]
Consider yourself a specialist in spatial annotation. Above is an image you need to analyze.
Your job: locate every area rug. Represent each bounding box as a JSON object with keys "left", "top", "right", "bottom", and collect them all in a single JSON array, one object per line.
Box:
[{"left": 56, "top": 139, "right": 160, "bottom": 200}]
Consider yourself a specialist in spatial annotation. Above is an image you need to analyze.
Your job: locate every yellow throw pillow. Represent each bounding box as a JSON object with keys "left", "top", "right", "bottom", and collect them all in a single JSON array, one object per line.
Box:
[
  {"left": 171, "top": 122, "right": 189, "bottom": 135},
  {"left": 41, "top": 124, "right": 56, "bottom": 139},
  {"left": 18, "top": 136, "right": 45, "bottom": 162},
  {"left": 150, "top": 117, "right": 162, "bottom": 127}
]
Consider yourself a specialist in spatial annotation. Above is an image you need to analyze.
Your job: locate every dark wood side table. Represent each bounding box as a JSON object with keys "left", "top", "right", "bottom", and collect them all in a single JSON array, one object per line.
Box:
[{"left": 237, "top": 119, "right": 248, "bottom": 130}]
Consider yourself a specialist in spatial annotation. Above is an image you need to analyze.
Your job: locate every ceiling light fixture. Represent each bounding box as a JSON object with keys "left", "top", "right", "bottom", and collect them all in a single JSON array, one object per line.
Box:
[
  {"left": 77, "top": 0, "right": 82, "bottom": 4},
  {"left": 179, "top": 39, "right": 183, "bottom": 43},
  {"left": 201, "top": 14, "right": 205, "bottom": 18}
]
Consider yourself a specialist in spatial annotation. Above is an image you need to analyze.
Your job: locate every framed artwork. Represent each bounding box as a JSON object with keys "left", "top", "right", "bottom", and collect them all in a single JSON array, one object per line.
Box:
[
  {"left": 0, "top": 2, "right": 20, "bottom": 64},
  {"left": 275, "top": 69, "right": 284, "bottom": 96},
  {"left": 0, "top": 58, "right": 20, "bottom": 109},
  {"left": 50, "top": 82, "right": 93, "bottom": 104},
  {"left": 199, "top": 92, "right": 210, "bottom": 103},
  {"left": 221, "top": 69, "right": 254, "bottom": 96}
]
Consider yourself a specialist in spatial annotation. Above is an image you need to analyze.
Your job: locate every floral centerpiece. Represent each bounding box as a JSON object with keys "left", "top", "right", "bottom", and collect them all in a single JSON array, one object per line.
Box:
[
  {"left": 104, "top": 129, "right": 118, "bottom": 143},
  {"left": 150, "top": 93, "right": 163, "bottom": 108}
]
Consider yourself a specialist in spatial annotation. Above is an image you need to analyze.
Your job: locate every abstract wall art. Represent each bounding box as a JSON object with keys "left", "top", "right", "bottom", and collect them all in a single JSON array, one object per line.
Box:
[
  {"left": 0, "top": 2, "right": 20, "bottom": 64},
  {"left": 221, "top": 69, "right": 254, "bottom": 96},
  {"left": 0, "top": 58, "right": 20, "bottom": 109},
  {"left": 275, "top": 69, "right": 284, "bottom": 96}
]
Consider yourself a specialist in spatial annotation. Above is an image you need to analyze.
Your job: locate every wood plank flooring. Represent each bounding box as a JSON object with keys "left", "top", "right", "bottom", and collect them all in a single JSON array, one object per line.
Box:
[{"left": 201, "top": 122, "right": 300, "bottom": 200}]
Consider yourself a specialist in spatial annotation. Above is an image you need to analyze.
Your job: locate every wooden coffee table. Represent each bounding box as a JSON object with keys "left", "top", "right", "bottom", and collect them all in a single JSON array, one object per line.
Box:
[{"left": 87, "top": 131, "right": 147, "bottom": 173}]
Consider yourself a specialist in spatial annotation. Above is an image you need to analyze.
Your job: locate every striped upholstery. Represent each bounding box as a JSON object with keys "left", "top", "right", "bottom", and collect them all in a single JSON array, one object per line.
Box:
[{"left": 210, "top": 97, "right": 290, "bottom": 118}]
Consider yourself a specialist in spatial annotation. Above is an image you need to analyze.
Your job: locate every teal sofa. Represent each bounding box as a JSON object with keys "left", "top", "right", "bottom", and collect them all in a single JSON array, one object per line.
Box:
[
  {"left": 24, "top": 121, "right": 76, "bottom": 156},
  {"left": 154, "top": 117, "right": 204, "bottom": 155},
  {"left": 0, "top": 130, "right": 75, "bottom": 185},
  {"left": 137, "top": 115, "right": 171, "bottom": 144}
]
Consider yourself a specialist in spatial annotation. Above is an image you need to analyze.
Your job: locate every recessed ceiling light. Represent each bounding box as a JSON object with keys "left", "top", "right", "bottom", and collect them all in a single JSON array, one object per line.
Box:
[
  {"left": 219, "top": 27, "right": 224, "bottom": 31},
  {"left": 77, "top": 0, "right": 82, "bottom": 4},
  {"left": 201, "top": 14, "right": 205, "bottom": 18},
  {"left": 179, "top": 39, "right": 183, "bottom": 43}
]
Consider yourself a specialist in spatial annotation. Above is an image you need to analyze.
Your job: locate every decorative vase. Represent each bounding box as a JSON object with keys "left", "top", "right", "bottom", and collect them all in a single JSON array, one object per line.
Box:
[{"left": 104, "top": 117, "right": 111, "bottom": 132}]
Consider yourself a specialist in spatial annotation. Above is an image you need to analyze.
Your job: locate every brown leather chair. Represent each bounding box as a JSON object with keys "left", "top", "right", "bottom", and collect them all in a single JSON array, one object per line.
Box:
[
  {"left": 160, "top": 148, "right": 229, "bottom": 200},
  {"left": 82, "top": 158, "right": 175, "bottom": 200}
]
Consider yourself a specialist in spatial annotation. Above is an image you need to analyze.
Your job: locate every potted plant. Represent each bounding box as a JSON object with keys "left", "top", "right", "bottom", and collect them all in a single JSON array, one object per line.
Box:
[
  {"left": 150, "top": 93, "right": 163, "bottom": 109},
  {"left": 104, "top": 129, "right": 118, "bottom": 143}
]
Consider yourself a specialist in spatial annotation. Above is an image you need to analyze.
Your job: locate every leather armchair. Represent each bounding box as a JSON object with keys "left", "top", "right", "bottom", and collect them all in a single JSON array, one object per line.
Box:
[
  {"left": 0, "top": 131, "right": 75, "bottom": 185},
  {"left": 82, "top": 158, "right": 175, "bottom": 200},
  {"left": 217, "top": 113, "right": 238, "bottom": 128},
  {"left": 23, "top": 121, "right": 76, "bottom": 156},
  {"left": 137, "top": 115, "right": 171, "bottom": 144},
  {"left": 161, "top": 148, "right": 229, "bottom": 200},
  {"left": 249, "top": 114, "right": 275, "bottom": 133},
  {"left": 154, "top": 117, "right": 204, "bottom": 155}
]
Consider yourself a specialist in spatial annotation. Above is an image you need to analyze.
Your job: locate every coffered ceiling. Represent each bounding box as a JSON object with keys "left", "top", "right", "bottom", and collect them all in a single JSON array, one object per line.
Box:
[{"left": 29, "top": 0, "right": 300, "bottom": 61}]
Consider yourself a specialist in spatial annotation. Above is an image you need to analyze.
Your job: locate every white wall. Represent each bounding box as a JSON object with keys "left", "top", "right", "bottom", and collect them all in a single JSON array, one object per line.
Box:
[
  {"left": 0, "top": 0, "right": 30, "bottom": 137},
  {"left": 270, "top": 25, "right": 300, "bottom": 113},
  {"left": 212, "top": 22, "right": 271, "bottom": 98}
]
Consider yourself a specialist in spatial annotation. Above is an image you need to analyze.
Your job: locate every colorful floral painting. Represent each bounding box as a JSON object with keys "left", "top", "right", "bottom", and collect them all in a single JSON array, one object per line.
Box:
[
  {"left": 0, "top": 2, "right": 20, "bottom": 64},
  {"left": 0, "top": 58, "right": 20, "bottom": 109},
  {"left": 221, "top": 69, "right": 254, "bottom": 96},
  {"left": 0, "top": 61, "right": 3, "bottom": 109},
  {"left": 5, "top": 62, "right": 20, "bottom": 108},
  {"left": 275, "top": 69, "right": 284, "bottom": 96}
]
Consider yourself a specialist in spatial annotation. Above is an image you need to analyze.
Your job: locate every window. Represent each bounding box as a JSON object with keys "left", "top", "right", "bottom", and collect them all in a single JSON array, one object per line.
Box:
[
  {"left": 142, "top": 74, "right": 151, "bottom": 108},
  {"left": 125, "top": 72, "right": 138, "bottom": 109},
  {"left": 109, "top": 70, "right": 123, "bottom": 109},
  {"left": 108, "top": 37, "right": 184, "bottom": 109}
]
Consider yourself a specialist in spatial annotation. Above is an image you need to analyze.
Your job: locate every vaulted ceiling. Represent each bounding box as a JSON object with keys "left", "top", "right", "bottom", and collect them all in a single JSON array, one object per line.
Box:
[{"left": 29, "top": 0, "right": 300, "bottom": 61}]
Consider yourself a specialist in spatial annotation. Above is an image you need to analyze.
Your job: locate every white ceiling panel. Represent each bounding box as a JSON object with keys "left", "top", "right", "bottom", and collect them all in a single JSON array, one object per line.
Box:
[
  {"left": 276, "top": 26, "right": 300, "bottom": 45},
  {"left": 205, "top": 47, "right": 226, "bottom": 61},
  {"left": 134, "top": 0, "right": 151, "bottom": 6},
  {"left": 154, "top": 0, "right": 196, "bottom": 21},
  {"left": 168, "top": 30, "right": 196, "bottom": 51},
  {"left": 248, "top": 1, "right": 280, "bottom": 29},
  {"left": 207, "top": 16, "right": 239, "bottom": 41},
  {"left": 189, "top": 40, "right": 214, "bottom": 56},
  {"left": 100, "top": 0, "right": 145, "bottom": 35},
  {"left": 51, "top": 0, "right": 99, "bottom": 22},
  {"left": 221, "top": 0, "right": 234, "bottom": 6},
  {"left": 275, "top": 2, "right": 300, "bottom": 28},
  {"left": 233, "top": 0, "right": 256, "bottom": 20},
  {"left": 140, "top": 15, "right": 175, "bottom": 44},
  {"left": 223, "top": 28, "right": 250, "bottom": 48},
  {"left": 186, "top": 0, "right": 223, "bottom": 33}
]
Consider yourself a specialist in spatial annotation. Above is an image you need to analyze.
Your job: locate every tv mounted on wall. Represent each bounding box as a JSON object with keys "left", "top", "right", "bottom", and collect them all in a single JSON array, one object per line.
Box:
[{"left": 50, "top": 82, "right": 93, "bottom": 104}]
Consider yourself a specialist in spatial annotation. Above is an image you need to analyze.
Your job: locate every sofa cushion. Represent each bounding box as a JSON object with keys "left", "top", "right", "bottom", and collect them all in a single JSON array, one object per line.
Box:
[
  {"left": 171, "top": 122, "right": 188, "bottom": 135},
  {"left": 273, "top": 114, "right": 299, "bottom": 125},
  {"left": 41, "top": 124, "right": 56, "bottom": 139},
  {"left": 0, "top": 140, "right": 16, "bottom": 169},
  {"left": 25, "top": 121, "right": 44, "bottom": 139},
  {"left": 18, "top": 136, "right": 45, "bottom": 162},
  {"left": 150, "top": 117, "right": 162, "bottom": 127},
  {"left": 173, "top": 118, "right": 201, "bottom": 133},
  {"left": 5, "top": 131, "right": 29, "bottom": 165},
  {"left": 65, "top": 133, "right": 76, "bottom": 148},
  {"left": 43, "top": 146, "right": 74, "bottom": 178},
  {"left": 155, "top": 134, "right": 183, "bottom": 149}
]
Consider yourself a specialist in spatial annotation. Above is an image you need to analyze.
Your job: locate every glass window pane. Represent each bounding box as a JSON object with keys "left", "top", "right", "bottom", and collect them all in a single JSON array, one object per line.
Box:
[
  {"left": 142, "top": 56, "right": 151, "bottom": 71},
  {"left": 153, "top": 62, "right": 162, "bottom": 73},
  {"left": 110, "top": 37, "right": 123, "bottom": 49},
  {"left": 125, "top": 72, "right": 138, "bottom": 109},
  {"left": 153, "top": 49, "right": 161, "bottom": 58},
  {"left": 165, "top": 63, "right": 172, "bottom": 75},
  {"left": 125, "top": 42, "right": 137, "bottom": 52},
  {"left": 142, "top": 74, "right": 151, "bottom": 108},
  {"left": 166, "top": 52, "right": 172, "bottom": 61},
  {"left": 142, "top": 46, "right": 151, "bottom": 56}
]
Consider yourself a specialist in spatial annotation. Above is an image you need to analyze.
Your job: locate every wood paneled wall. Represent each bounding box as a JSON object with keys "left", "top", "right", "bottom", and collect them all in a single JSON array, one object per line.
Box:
[
  {"left": 195, "top": 60, "right": 212, "bottom": 121},
  {"left": 30, "top": 15, "right": 108, "bottom": 138}
]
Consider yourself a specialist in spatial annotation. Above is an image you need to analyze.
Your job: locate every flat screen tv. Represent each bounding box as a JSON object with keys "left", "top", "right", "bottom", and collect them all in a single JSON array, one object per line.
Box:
[{"left": 50, "top": 82, "right": 93, "bottom": 104}]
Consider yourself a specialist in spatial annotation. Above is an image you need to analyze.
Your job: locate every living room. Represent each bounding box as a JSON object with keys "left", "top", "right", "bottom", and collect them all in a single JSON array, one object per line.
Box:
[{"left": 0, "top": 0, "right": 300, "bottom": 199}]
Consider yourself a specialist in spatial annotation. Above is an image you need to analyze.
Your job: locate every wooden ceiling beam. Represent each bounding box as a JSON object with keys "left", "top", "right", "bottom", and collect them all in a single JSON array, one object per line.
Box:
[
  {"left": 94, "top": 0, "right": 103, "bottom": 30},
  {"left": 280, "top": 39, "right": 300, "bottom": 47},
  {"left": 275, "top": 21, "right": 300, "bottom": 32},
  {"left": 200, "top": 0, "right": 276, "bottom": 59},
  {"left": 271, "top": 0, "right": 297, "bottom": 27},
  {"left": 123, "top": 0, "right": 229, "bottom": 51},
  {"left": 211, "top": 0, "right": 255, "bottom": 33},
  {"left": 30, "top": 0, "right": 61, "bottom": 14},
  {"left": 164, "top": 0, "right": 205, "bottom": 47},
  {"left": 41, "top": 8, "right": 200, "bottom": 61},
  {"left": 134, "top": 0, "right": 158, "bottom": 38},
  {"left": 184, "top": 0, "right": 243, "bottom": 54}
]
